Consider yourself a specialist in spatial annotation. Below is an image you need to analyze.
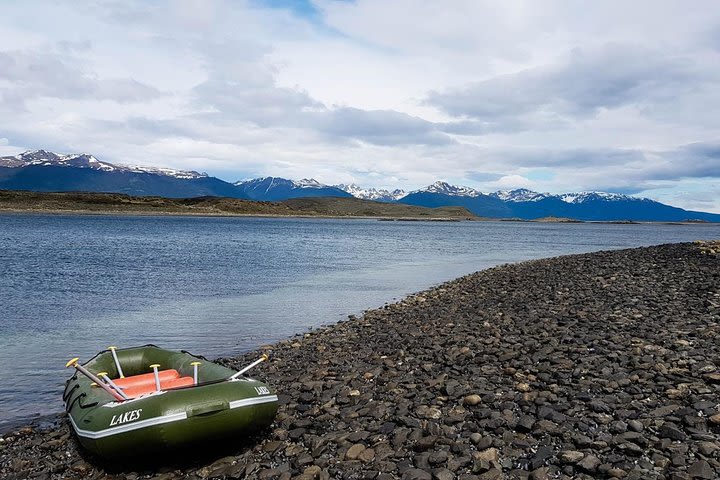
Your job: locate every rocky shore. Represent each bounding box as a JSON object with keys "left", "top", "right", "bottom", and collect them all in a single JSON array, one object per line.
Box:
[{"left": 2, "top": 242, "right": 719, "bottom": 479}]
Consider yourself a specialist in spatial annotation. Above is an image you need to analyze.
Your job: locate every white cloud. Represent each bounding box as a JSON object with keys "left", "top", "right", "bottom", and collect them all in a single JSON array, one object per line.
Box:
[
  {"left": 492, "top": 175, "right": 534, "bottom": 190},
  {"left": 0, "top": 0, "right": 718, "bottom": 212}
]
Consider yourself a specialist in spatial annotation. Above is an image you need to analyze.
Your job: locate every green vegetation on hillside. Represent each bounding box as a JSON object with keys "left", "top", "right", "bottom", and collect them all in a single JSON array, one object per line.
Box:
[{"left": 0, "top": 190, "right": 477, "bottom": 220}]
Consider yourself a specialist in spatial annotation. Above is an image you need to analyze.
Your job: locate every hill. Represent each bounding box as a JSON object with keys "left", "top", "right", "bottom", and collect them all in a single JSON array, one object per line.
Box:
[{"left": 0, "top": 190, "right": 476, "bottom": 220}]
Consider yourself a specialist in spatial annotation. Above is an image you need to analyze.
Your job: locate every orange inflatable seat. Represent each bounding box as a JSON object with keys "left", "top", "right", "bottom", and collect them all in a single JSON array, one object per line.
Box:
[
  {"left": 113, "top": 369, "right": 180, "bottom": 389},
  {"left": 122, "top": 375, "right": 195, "bottom": 398}
]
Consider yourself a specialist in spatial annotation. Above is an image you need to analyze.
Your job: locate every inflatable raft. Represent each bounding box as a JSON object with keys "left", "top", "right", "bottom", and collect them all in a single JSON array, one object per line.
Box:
[{"left": 64, "top": 345, "right": 278, "bottom": 458}]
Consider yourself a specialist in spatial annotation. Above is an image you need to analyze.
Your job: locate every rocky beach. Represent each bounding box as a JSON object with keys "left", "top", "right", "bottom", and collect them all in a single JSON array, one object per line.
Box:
[{"left": 1, "top": 242, "right": 719, "bottom": 479}]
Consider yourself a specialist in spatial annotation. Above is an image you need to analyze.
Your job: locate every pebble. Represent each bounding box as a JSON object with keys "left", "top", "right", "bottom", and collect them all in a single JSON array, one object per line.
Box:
[
  {"left": 577, "top": 454, "right": 601, "bottom": 472},
  {"left": 559, "top": 450, "right": 585, "bottom": 464},
  {"left": 1, "top": 243, "right": 718, "bottom": 480},
  {"left": 345, "top": 443, "right": 366, "bottom": 460}
]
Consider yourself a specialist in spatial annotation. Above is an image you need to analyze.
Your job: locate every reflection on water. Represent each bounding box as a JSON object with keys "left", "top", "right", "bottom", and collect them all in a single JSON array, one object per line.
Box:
[{"left": 1, "top": 214, "right": 718, "bottom": 427}]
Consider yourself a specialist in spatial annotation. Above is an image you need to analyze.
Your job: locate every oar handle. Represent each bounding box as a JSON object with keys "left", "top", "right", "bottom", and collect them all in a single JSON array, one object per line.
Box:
[
  {"left": 190, "top": 361, "right": 202, "bottom": 385},
  {"left": 149, "top": 364, "right": 162, "bottom": 391},
  {"left": 108, "top": 346, "right": 125, "bottom": 378}
]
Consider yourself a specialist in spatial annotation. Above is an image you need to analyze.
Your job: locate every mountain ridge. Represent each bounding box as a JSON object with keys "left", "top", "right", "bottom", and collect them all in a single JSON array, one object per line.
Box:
[{"left": 1, "top": 150, "right": 718, "bottom": 221}]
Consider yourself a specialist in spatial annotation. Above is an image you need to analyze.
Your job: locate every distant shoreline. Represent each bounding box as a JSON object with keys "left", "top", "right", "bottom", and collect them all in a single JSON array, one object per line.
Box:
[
  {"left": 0, "top": 189, "right": 477, "bottom": 221},
  {"left": 0, "top": 208, "right": 469, "bottom": 222},
  {"left": 0, "top": 190, "right": 716, "bottom": 224},
  {"left": 1, "top": 207, "right": 715, "bottom": 226}
]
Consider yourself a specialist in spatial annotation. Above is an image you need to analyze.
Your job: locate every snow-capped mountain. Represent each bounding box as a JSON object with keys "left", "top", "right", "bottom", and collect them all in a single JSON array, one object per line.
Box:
[
  {"left": 0, "top": 150, "right": 240, "bottom": 198},
  {"left": 292, "top": 178, "right": 325, "bottom": 189},
  {"left": 400, "top": 182, "right": 719, "bottom": 221},
  {"left": 412, "top": 183, "right": 658, "bottom": 205},
  {"left": 414, "top": 184, "right": 648, "bottom": 204},
  {"left": 413, "top": 181, "right": 482, "bottom": 197},
  {"left": 0, "top": 150, "right": 718, "bottom": 221},
  {"left": 335, "top": 184, "right": 406, "bottom": 202},
  {"left": 233, "top": 177, "right": 352, "bottom": 201},
  {"left": 490, "top": 188, "right": 550, "bottom": 202},
  {"left": 0, "top": 150, "right": 206, "bottom": 179},
  {"left": 558, "top": 191, "right": 650, "bottom": 204}
]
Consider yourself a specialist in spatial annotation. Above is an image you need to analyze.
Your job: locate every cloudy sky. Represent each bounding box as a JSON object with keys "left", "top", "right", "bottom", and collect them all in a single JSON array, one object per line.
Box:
[{"left": 1, "top": 1, "right": 719, "bottom": 212}]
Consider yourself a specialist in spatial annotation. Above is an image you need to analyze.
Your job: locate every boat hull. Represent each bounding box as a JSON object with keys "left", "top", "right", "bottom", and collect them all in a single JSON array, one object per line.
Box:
[{"left": 64, "top": 346, "right": 278, "bottom": 458}]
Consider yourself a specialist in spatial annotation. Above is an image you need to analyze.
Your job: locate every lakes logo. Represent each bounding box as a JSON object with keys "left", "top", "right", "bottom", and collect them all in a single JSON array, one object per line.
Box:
[{"left": 109, "top": 409, "right": 142, "bottom": 426}]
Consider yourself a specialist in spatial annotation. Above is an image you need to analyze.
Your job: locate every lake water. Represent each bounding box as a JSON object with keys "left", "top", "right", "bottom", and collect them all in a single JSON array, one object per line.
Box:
[{"left": 1, "top": 214, "right": 719, "bottom": 429}]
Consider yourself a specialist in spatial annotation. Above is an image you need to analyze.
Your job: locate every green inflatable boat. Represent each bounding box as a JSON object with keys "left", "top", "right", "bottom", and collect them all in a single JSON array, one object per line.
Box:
[{"left": 63, "top": 345, "right": 278, "bottom": 459}]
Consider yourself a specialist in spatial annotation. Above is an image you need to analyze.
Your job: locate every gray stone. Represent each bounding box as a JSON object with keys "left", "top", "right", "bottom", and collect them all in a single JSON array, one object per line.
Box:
[
  {"left": 687, "top": 460, "right": 714, "bottom": 479},
  {"left": 559, "top": 450, "right": 585, "bottom": 464},
  {"left": 402, "top": 468, "right": 432, "bottom": 480},
  {"left": 577, "top": 454, "right": 601, "bottom": 472}
]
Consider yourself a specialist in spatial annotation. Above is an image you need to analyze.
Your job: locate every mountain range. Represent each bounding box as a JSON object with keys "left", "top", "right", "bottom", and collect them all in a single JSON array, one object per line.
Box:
[{"left": 1, "top": 150, "right": 718, "bottom": 222}]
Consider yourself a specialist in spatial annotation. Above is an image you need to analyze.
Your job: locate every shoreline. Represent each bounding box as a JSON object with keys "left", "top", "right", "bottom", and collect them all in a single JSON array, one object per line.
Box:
[
  {"left": 0, "top": 208, "right": 474, "bottom": 222},
  {"left": 1, "top": 208, "right": 717, "bottom": 226},
  {"left": 1, "top": 243, "right": 719, "bottom": 479},
  {"left": 0, "top": 190, "right": 478, "bottom": 221},
  {"left": 1, "top": 190, "right": 717, "bottom": 224}
]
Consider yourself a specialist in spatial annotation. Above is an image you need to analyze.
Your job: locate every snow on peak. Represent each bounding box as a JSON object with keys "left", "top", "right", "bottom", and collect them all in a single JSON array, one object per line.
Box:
[
  {"left": 559, "top": 191, "right": 638, "bottom": 204},
  {"left": 125, "top": 165, "right": 206, "bottom": 179},
  {"left": 235, "top": 177, "right": 340, "bottom": 191},
  {"left": 292, "top": 178, "right": 324, "bottom": 189},
  {"left": 491, "top": 189, "right": 549, "bottom": 202},
  {"left": 416, "top": 181, "right": 481, "bottom": 197},
  {"left": 335, "top": 183, "right": 407, "bottom": 201},
  {"left": 0, "top": 150, "right": 207, "bottom": 179}
]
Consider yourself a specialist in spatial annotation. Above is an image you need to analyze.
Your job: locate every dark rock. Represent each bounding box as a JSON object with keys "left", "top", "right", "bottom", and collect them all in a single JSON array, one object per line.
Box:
[
  {"left": 428, "top": 450, "right": 449, "bottom": 465},
  {"left": 660, "top": 424, "right": 687, "bottom": 441},
  {"left": 627, "top": 420, "right": 644, "bottom": 432},
  {"left": 609, "top": 421, "right": 628, "bottom": 434},
  {"left": 402, "top": 468, "right": 432, "bottom": 480},
  {"left": 415, "top": 436, "right": 438, "bottom": 452},
  {"left": 687, "top": 460, "right": 714, "bottom": 479},
  {"left": 432, "top": 468, "right": 455, "bottom": 480},
  {"left": 528, "top": 445, "right": 554, "bottom": 470},
  {"left": 577, "top": 454, "right": 601, "bottom": 472},
  {"left": 516, "top": 415, "right": 535, "bottom": 432}
]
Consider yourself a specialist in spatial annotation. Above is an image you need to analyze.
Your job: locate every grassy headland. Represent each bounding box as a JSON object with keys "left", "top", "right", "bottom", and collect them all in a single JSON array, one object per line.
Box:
[{"left": 0, "top": 189, "right": 477, "bottom": 220}]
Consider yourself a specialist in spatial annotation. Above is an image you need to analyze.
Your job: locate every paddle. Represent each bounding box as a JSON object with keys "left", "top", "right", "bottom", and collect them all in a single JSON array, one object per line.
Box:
[
  {"left": 66, "top": 358, "right": 125, "bottom": 402},
  {"left": 96, "top": 372, "right": 130, "bottom": 400},
  {"left": 229, "top": 354, "right": 269, "bottom": 380}
]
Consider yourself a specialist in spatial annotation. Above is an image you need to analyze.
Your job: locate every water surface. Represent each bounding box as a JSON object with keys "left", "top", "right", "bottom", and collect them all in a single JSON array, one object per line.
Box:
[{"left": 1, "top": 214, "right": 718, "bottom": 428}]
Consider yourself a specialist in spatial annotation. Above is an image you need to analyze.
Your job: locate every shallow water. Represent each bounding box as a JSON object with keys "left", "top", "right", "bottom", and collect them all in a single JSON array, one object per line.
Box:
[{"left": 1, "top": 214, "right": 718, "bottom": 428}]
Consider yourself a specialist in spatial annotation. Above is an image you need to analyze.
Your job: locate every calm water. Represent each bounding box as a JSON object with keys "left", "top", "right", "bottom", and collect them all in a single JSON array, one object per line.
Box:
[{"left": 1, "top": 214, "right": 719, "bottom": 428}]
